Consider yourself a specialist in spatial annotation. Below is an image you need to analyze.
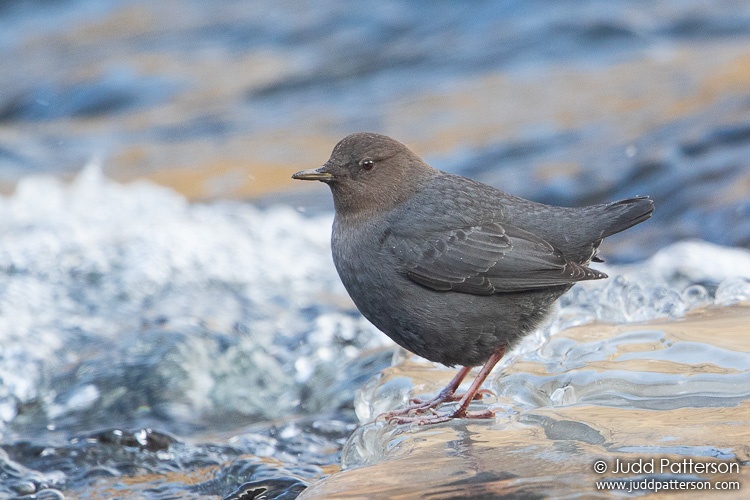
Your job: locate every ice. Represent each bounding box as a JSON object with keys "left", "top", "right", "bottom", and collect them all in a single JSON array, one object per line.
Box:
[
  {"left": 353, "top": 372, "right": 414, "bottom": 424},
  {"left": 341, "top": 421, "right": 402, "bottom": 469},
  {"left": 715, "top": 276, "right": 750, "bottom": 305},
  {"left": 548, "top": 240, "right": 750, "bottom": 327}
]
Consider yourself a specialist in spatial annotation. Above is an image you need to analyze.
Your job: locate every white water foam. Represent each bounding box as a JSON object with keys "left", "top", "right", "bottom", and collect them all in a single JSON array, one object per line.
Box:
[{"left": 0, "top": 166, "right": 386, "bottom": 436}]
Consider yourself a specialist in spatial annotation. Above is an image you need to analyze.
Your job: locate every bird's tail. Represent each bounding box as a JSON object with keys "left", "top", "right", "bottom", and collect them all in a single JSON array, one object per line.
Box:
[{"left": 600, "top": 195, "right": 655, "bottom": 238}]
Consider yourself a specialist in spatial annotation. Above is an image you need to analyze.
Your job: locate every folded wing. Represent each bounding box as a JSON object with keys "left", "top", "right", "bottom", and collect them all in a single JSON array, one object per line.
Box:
[{"left": 387, "top": 222, "right": 606, "bottom": 295}]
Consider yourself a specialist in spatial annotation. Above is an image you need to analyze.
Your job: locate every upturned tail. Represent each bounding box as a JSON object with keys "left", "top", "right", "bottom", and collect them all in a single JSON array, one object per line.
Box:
[{"left": 600, "top": 195, "right": 654, "bottom": 238}]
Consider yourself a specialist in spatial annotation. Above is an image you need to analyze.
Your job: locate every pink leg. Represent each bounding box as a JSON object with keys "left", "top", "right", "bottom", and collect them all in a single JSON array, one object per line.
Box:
[
  {"left": 387, "top": 345, "right": 506, "bottom": 426},
  {"left": 411, "top": 365, "right": 496, "bottom": 405},
  {"left": 379, "top": 365, "right": 473, "bottom": 422},
  {"left": 412, "top": 365, "right": 473, "bottom": 404}
]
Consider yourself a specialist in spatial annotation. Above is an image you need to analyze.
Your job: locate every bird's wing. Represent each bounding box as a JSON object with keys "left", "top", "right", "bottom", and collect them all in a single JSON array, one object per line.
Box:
[{"left": 386, "top": 222, "right": 606, "bottom": 295}]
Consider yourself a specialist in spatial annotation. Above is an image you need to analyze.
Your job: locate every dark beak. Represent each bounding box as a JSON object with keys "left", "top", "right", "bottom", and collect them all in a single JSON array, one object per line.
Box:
[{"left": 292, "top": 166, "right": 335, "bottom": 182}]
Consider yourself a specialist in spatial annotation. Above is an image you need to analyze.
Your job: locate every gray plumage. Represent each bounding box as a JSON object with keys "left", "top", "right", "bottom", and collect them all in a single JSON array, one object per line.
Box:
[{"left": 293, "top": 132, "right": 654, "bottom": 368}]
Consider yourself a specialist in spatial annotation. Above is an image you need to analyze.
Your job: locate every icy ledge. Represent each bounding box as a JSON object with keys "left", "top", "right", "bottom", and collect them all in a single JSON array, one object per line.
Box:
[
  {"left": 301, "top": 303, "right": 750, "bottom": 499},
  {"left": 298, "top": 242, "right": 750, "bottom": 498}
]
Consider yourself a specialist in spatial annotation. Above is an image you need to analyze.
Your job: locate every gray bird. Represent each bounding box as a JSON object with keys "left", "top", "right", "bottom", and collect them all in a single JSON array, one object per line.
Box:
[{"left": 293, "top": 132, "right": 653, "bottom": 425}]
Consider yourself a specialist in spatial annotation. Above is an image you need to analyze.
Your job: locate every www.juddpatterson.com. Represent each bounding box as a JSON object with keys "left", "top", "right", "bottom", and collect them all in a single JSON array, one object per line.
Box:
[
  {"left": 592, "top": 459, "right": 741, "bottom": 492},
  {"left": 595, "top": 478, "right": 740, "bottom": 493}
]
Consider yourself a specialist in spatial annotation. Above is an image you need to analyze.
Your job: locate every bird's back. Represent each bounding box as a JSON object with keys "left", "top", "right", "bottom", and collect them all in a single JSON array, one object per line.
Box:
[{"left": 413, "top": 172, "right": 654, "bottom": 264}]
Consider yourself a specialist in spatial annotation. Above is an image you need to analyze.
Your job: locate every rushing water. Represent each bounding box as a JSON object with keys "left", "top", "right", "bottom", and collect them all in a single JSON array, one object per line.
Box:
[
  {"left": 0, "top": 0, "right": 749, "bottom": 498},
  {"left": 0, "top": 168, "right": 395, "bottom": 498}
]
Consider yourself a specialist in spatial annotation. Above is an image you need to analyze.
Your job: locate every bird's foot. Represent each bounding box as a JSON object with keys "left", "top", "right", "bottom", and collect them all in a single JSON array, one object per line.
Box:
[
  {"left": 381, "top": 346, "right": 506, "bottom": 426},
  {"left": 387, "top": 406, "right": 496, "bottom": 426},
  {"left": 379, "top": 388, "right": 494, "bottom": 423},
  {"left": 378, "top": 394, "right": 452, "bottom": 422}
]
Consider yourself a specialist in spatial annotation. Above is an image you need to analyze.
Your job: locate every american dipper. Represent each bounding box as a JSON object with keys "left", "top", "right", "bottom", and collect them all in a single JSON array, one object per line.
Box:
[{"left": 293, "top": 132, "right": 653, "bottom": 425}]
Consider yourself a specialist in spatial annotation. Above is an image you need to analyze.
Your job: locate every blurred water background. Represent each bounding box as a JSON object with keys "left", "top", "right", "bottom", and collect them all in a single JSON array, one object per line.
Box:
[{"left": 0, "top": 1, "right": 749, "bottom": 498}]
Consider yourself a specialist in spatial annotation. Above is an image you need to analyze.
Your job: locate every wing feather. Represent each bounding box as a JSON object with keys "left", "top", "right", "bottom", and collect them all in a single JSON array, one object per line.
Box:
[{"left": 387, "top": 222, "right": 606, "bottom": 295}]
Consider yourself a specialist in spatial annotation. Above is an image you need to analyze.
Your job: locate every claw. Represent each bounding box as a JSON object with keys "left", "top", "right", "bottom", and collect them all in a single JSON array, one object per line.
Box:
[{"left": 474, "top": 388, "right": 496, "bottom": 400}]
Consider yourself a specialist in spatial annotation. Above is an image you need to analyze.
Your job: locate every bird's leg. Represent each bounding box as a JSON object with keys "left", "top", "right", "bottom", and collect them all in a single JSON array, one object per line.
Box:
[
  {"left": 410, "top": 365, "right": 472, "bottom": 405},
  {"left": 446, "top": 345, "right": 506, "bottom": 419},
  {"left": 388, "top": 345, "right": 506, "bottom": 425},
  {"left": 410, "top": 368, "right": 496, "bottom": 406}
]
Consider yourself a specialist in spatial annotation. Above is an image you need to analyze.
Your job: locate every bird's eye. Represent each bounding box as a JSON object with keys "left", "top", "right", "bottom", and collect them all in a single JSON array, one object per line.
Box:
[{"left": 360, "top": 159, "right": 375, "bottom": 171}]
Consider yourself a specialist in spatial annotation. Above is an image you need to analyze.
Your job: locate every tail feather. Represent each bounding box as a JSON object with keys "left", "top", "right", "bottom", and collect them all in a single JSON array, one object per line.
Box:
[{"left": 600, "top": 195, "right": 654, "bottom": 238}]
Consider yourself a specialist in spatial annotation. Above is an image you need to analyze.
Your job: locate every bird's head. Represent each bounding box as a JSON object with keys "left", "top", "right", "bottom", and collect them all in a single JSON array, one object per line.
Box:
[{"left": 293, "top": 132, "right": 436, "bottom": 216}]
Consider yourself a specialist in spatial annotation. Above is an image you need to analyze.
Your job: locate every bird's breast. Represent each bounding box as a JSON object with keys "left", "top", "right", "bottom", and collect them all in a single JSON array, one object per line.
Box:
[{"left": 331, "top": 216, "right": 407, "bottom": 316}]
